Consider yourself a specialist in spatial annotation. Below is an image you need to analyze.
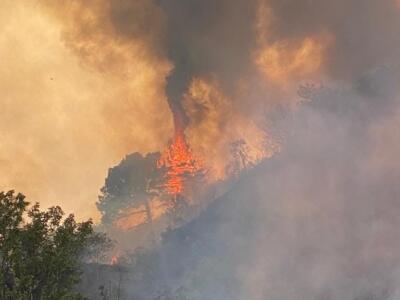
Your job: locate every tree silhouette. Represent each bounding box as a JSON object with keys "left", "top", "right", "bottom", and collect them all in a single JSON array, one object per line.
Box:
[
  {"left": 0, "top": 190, "right": 107, "bottom": 299},
  {"left": 97, "top": 152, "right": 165, "bottom": 226}
]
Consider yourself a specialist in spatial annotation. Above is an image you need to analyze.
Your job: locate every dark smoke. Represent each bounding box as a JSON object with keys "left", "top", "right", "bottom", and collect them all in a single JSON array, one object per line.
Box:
[
  {"left": 265, "top": 0, "right": 400, "bottom": 80},
  {"left": 156, "top": 0, "right": 400, "bottom": 134},
  {"left": 82, "top": 67, "right": 400, "bottom": 300},
  {"left": 50, "top": 0, "right": 400, "bottom": 298},
  {"left": 99, "top": 67, "right": 400, "bottom": 300},
  {"left": 50, "top": 0, "right": 400, "bottom": 132},
  {"left": 157, "top": 0, "right": 259, "bottom": 129}
]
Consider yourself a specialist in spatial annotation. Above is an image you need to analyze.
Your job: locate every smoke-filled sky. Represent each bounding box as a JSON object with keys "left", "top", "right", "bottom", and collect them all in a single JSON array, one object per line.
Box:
[
  {"left": 0, "top": 1, "right": 173, "bottom": 220},
  {"left": 1, "top": 0, "right": 400, "bottom": 222}
]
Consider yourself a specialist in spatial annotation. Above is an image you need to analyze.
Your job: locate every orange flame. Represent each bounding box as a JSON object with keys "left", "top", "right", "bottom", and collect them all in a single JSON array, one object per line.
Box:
[
  {"left": 110, "top": 255, "right": 119, "bottom": 265},
  {"left": 157, "top": 131, "right": 204, "bottom": 195},
  {"left": 114, "top": 132, "right": 204, "bottom": 231}
]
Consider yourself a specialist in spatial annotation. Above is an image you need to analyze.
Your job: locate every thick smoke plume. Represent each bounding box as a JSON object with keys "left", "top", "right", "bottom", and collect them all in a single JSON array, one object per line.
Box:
[
  {"left": 2, "top": 0, "right": 400, "bottom": 218},
  {"left": 0, "top": 0, "right": 173, "bottom": 220},
  {"left": 2, "top": 0, "right": 400, "bottom": 298},
  {"left": 88, "top": 1, "right": 400, "bottom": 299},
  {"left": 224, "top": 67, "right": 400, "bottom": 300}
]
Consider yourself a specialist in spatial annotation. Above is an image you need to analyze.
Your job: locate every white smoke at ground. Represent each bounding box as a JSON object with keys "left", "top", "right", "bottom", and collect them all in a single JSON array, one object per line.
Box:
[
  {"left": 85, "top": 67, "right": 400, "bottom": 300},
  {"left": 63, "top": 0, "right": 400, "bottom": 298},
  {"left": 176, "top": 66, "right": 400, "bottom": 300}
]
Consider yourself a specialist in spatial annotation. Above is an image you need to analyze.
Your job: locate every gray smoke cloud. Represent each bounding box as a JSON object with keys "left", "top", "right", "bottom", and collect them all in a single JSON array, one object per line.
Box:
[
  {"left": 132, "top": 66, "right": 400, "bottom": 300},
  {"left": 46, "top": 0, "right": 400, "bottom": 125},
  {"left": 265, "top": 0, "right": 400, "bottom": 79},
  {"left": 54, "top": 0, "right": 400, "bottom": 298},
  {"left": 225, "top": 67, "right": 400, "bottom": 300},
  {"left": 82, "top": 67, "right": 400, "bottom": 299},
  {"left": 155, "top": 0, "right": 400, "bottom": 123},
  {"left": 158, "top": 0, "right": 259, "bottom": 127},
  {"left": 44, "top": 0, "right": 400, "bottom": 171}
]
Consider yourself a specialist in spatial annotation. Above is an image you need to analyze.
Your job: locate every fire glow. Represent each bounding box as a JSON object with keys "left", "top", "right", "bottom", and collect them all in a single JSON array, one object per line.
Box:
[
  {"left": 112, "top": 130, "right": 206, "bottom": 232},
  {"left": 110, "top": 255, "right": 119, "bottom": 265},
  {"left": 157, "top": 131, "right": 205, "bottom": 196},
  {"left": 115, "top": 198, "right": 169, "bottom": 231}
]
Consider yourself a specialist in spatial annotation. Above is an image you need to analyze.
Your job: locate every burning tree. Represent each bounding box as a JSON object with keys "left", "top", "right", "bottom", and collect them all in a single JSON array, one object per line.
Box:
[
  {"left": 97, "top": 131, "right": 206, "bottom": 231},
  {"left": 157, "top": 131, "right": 206, "bottom": 225},
  {"left": 157, "top": 132, "right": 203, "bottom": 195}
]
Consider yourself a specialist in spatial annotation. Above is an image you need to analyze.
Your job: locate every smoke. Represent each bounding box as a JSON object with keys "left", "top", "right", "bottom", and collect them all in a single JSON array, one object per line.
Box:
[
  {"left": 119, "top": 66, "right": 400, "bottom": 300},
  {"left": 156, "top": 0, "right": 400, "bottom": 176},
  {"left": 2, "top": 2, "right": 400, "bottom": 297},
  {"left": 264, "top": 0, "right": 400, "bottom": 80},
  {"left": 63, "top": 0, "right": 400, "bottom": 298},
  {"left": 158, "top": 0, "right": 259, "bottom": 127},
  {"left": 157, "top": 0, "right": 400, "bottom": 104},
  {"left": 227, "top": 67, "right": 400, "bottom": 300},
  {"left": 0, "top": 1, "right": 172, "bottom": 221},
  {"left": 183, "top": 78, "right": 275, "bottom": 178},
  {"left": 87, "top": 66, "right": 400, "bottom": 299},
  {"left": 3, "top": 0, "right": 399, "bottom": 218}
]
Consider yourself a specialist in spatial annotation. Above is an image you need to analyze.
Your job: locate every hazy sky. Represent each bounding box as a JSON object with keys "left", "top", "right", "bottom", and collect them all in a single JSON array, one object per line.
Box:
[
  {"left": 0, "top": 1, "right": 173, "bottom": 221},
  {"left": 1, "top": 0, "right": 400, "bottom": 223}
]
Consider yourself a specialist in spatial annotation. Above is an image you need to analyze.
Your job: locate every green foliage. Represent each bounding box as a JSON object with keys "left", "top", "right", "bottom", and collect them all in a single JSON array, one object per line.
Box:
[
  {"left": 97, "top": 152, "right": 163, "bottom": 224},
  {"left": 0, "top": 190, "right": 108, "bottom": 300},
  {"left": 81, "top": 232, "right": 113, "bottom": 265}
]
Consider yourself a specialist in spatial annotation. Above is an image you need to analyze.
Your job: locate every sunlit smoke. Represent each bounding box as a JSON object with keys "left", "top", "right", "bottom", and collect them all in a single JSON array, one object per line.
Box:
[
  {"left": 255, "top": 34, "right": 332, "bottom": 87},
  {"left": 183, "top": 78, "right": 277, "bottom": 179},
  {"left": 115, "top": 197, "right": 169, "bottom": 231}
]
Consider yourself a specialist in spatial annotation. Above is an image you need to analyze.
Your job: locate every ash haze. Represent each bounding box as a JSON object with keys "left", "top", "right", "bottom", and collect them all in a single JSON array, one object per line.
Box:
[
  {"left": 0, "top": 1, "right": 173, "bottom": 221},
  {"left": 1, "top": 0, "right": 400, "bottom": 298}
]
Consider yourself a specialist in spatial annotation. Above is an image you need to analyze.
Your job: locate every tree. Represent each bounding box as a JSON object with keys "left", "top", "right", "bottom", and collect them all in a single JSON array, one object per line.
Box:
[
  {"left": 228, "top": 139, "right": 254, "bottom": 176},
  {"left": 97, "top": 152, "right": 164, "bottom": 226},
  {"left": 0, "top": 190, "right": 107, "bottom": 300}
]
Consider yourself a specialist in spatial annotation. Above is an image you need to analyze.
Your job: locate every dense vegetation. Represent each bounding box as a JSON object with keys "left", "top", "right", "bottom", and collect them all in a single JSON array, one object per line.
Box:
[{"left": 0, "top": 190, "right": 110, "bottom": 300}]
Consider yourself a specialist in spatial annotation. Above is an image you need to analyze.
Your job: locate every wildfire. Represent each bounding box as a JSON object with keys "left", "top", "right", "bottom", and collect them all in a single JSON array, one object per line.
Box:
[
  {"left": 183, "top": 78, "right": 276, "bottom": 180},
  {"left": 113, "top": 131, "right": 205, "bottom": 231},
  {"left": 157, "top": 131, "right": 204, "bottom": 195},
  {"left": 114, "top": 197, "right": 169, "bottom": 230},
  {"left": 255, "top": 34, "right": 331, "bottom": 87},
  {"left": 110, "top": 255, "right": 119, "bottom": 265}
]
